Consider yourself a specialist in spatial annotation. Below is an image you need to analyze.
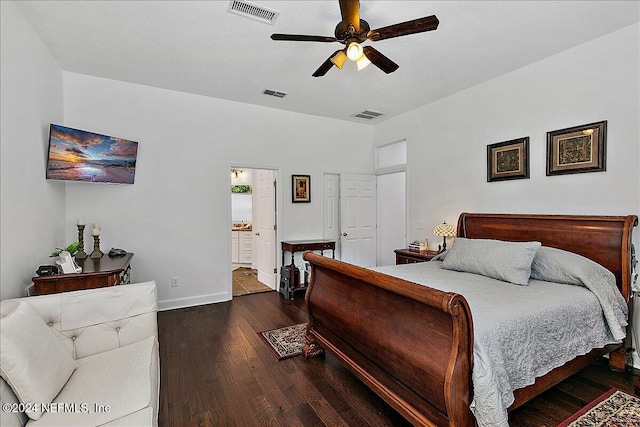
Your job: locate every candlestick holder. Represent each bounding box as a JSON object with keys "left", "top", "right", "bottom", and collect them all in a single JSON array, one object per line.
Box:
[
  {"left": 90, "top": 234, "right": 104, "bottom": 259},
  {"left": 75, "top": 225, "right": 87, "bottom": 259}
]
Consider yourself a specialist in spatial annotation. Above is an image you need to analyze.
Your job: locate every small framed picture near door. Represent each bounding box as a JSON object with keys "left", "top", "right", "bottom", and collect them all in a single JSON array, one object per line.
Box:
[
  {"left": 487, "top": 137, "right": 530, "bottom": 182},
  {"left": 546, "top": 121, "right": 606, "bottom": 176},
  {"left": 292, "top": 175, "right": 310, "bottom": 203}
]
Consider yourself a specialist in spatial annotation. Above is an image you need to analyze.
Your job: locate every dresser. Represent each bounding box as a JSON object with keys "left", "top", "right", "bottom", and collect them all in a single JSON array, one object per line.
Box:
[{"left": 32, "top": 253, "right": 133, "bottom": 295}]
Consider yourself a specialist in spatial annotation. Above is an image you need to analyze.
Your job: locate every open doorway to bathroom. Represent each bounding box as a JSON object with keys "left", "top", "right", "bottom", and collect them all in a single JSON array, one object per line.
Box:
[{"left": 230, "top": 167, "right": 278, "bottom": 297}]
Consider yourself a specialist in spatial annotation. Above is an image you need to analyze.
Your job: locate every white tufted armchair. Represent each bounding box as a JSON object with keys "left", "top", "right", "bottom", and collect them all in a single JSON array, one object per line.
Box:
[{"left": 1, "top": 281, "right": 159, "bottom": 427}]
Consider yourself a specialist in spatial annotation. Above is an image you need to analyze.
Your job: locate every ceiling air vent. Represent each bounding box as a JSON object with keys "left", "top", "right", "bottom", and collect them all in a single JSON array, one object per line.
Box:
[
  {"left": 228, "top": 0, "right": 280, "bottom": 25},
  {"left": 262, "top": 89, "right": 287, "bottom": 98},
  {"left": 351, "top": 110, "right": 385, "bottom": 120}
]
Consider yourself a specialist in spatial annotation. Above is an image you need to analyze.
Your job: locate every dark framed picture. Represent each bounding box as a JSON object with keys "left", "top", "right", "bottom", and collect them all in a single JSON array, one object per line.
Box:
[
  {"left": 546, "top": 121, "right": 607, "bottom": 176},
  {"left": 487, "top": 137, "right": 530, "bottom": 182},
  {"left": 292, "top": 175, "right": 310, "bottom": 203}
]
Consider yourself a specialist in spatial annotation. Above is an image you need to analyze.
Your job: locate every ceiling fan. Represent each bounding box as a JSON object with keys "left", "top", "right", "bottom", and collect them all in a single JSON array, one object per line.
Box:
[{"left": 270, "top": 0, "right": 439, "bottom": 77}]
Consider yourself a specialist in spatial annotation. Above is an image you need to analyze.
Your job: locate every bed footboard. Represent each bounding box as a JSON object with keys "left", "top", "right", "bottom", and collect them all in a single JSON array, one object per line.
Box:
[{"left": 302, "top": 252, "right": 474, "bottom": 427}]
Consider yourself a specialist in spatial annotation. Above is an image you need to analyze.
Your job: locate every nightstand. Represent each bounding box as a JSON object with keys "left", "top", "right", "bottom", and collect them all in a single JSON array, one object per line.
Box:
[{"left": 394, "top": 248, "right": 439, "bottom": 265}]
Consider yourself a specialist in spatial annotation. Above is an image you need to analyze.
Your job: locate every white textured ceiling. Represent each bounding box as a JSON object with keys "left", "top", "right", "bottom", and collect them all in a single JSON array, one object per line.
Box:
[{"left": 14, "top": 1, "right": 640, "bottom": 124}]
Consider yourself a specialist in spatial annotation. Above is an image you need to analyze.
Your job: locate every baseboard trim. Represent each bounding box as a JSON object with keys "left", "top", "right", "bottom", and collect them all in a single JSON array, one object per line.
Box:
[{"left": 158, "top": 292, "right": 229, "bottom": 311}]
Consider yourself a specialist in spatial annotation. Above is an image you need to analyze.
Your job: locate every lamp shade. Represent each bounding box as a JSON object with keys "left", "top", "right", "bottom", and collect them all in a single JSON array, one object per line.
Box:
[
  {"left": 356, "top": 55, "right": 371, "bottom": 71},
  {"left": 330, "top": 50, "right": 347, "bottom": 69},
  {"left": 346, "top": 42, "right": 363, "bottom": 61},
  {"left": 433, "top": 222, "right": 456, "bottom": 237}
]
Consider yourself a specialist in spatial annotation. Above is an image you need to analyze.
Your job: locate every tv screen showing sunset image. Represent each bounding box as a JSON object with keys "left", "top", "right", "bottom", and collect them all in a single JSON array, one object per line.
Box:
[{"left": 46, "top": 124, "right": 138, "bottom": 184}]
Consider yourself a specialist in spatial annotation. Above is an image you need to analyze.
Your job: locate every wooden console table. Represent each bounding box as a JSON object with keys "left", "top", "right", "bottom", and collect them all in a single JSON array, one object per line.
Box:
[
  {"left": 281, "top": 240, "right": 335, "bottom": 300},
  {"left": 32, "top": 253, "right": 133, "bottom": 295}
]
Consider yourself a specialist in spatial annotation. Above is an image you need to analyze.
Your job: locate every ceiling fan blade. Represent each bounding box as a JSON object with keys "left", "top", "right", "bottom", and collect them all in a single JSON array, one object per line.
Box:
[
  {"left": 339, "top": 0, "right": 360, "bottom": 32},
  {"left": 271, "top": 34, "right": 337, "bottom": 43},
  {"left": 362, "top": 46, "right": 399, "bottom": 74},
  {"left": 312, "top": 50, "right": 343, "bottom": 77},
  {"left": 368, "top": 15, "right": 439, "bottom": 41}
]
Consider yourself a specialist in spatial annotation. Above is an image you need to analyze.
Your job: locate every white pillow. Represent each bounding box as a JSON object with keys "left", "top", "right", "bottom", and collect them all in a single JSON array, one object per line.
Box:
[
  {"left": 441, "top": 237, "right": 541, "bottom": 285},
  {"left": 0, "top": 302, "right": 77, "bottom": 420}
]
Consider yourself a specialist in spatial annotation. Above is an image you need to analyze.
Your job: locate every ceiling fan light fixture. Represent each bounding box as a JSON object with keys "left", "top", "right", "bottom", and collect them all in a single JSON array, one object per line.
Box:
[
  {"left": 270, "top": 2, "right": 439, "bottom": 77},
  {"left": 346, "top": 42, "right": 363, "bottom": 61},
  {"left": 356, "top": 55, "right": 371, "bottom": 71},
  {"left": 330, "top": 50, "right": 347, "bottom": 69}
]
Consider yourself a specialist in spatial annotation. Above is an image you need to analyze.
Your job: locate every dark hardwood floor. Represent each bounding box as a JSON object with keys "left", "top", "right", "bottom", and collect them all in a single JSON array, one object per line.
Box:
[{"left": 158, "top": 290, "right": 639, "bottom": 426}]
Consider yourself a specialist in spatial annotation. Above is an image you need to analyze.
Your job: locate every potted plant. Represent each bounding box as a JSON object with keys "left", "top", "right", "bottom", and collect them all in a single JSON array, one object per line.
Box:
[{"left": 50, "top": 242, "right": 79, "bottom": 257}]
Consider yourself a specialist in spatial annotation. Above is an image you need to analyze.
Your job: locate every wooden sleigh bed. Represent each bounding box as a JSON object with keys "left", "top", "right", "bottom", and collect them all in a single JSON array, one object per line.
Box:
[{"left": 301, "top": 213, "right": 638, "bottom": 426}]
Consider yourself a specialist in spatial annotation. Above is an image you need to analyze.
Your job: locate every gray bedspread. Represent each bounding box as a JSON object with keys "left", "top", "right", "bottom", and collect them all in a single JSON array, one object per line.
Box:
[{"left": 371, "top": 261, "right": 622, "bottom": 427}]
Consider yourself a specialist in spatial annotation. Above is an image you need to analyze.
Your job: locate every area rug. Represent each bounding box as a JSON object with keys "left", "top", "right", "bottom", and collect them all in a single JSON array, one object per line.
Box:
[
  {"left": 258, "top": 323, "right": 306, "bottom": 360},
  {"left": 557, "top": 388, "right": 640, "bottom": 426}
]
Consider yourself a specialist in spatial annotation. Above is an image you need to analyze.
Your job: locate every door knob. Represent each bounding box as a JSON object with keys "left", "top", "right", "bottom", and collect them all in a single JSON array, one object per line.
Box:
[{"left": 342, "top": 232, "right": 348, "bottom": 236}]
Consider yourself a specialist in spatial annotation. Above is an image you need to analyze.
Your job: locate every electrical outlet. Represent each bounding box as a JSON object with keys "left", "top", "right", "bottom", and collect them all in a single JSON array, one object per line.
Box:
[
  {"left": 417, "top": 221, "right": 425, "bottom": 230},
  {"left": 171, "top": 277, "right": 179, "bottom": 287}
]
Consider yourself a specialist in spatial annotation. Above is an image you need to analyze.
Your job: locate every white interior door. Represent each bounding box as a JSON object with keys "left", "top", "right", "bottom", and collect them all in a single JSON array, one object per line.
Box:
[
  {"left": 339, "top": 174, "right": 376, "bottom": 267},
  {"left": 255, "top": 169, "right": 276, "bottom": 289},
  {"left": 323, "top": 173, "right": 341, "bottom": 259},
  {"left": 377, "top": 171, "right": 406, "bottom": 266}
]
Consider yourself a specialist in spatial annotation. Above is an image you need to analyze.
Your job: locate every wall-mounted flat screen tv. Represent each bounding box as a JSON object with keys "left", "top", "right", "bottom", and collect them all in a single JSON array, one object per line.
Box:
[{"left": 46, "top": 124, "right": 138, "bottom": 184}]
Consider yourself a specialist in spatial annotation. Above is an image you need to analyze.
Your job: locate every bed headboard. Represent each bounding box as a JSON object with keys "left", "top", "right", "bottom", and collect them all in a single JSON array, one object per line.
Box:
[{"left": 456, "top": 213, "right": 638, "bottom": 300}]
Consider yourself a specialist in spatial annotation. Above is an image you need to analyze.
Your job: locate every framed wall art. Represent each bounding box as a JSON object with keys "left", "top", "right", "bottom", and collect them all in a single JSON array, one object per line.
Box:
[
  {"left": 487, "top": 137, "right": 530, "bottom": 182},
  {"left": 546, "top": 120, "right": 607, "bottom": 176},
  {"left": 292, "top": 174, "right": 310, "bottom": 203}
]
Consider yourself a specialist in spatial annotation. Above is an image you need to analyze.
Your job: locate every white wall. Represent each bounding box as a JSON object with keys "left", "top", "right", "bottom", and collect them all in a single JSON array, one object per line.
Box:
[
  {"left": 374, "top": 24, "right": 640, "bottom": 364},
  {"left": 375, "top": 24, "right": 639, "bottom": 234},
  {"left": 0, "top": 2, "right": 66, "bottom": 299},
  {"left": 62, "top": 73, "right": 373, "bottom": 309}
]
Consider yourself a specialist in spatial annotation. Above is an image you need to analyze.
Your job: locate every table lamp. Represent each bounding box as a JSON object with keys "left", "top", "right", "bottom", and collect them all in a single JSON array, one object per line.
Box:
[{"left": 433, "top": 221, "right": 456, "bottom": 253}]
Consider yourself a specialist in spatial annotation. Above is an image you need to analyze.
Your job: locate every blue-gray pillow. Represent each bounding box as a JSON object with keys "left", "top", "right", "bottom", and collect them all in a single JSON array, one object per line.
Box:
[{"left": 441, "top": 238, "right": 541, "bottom": 285}]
